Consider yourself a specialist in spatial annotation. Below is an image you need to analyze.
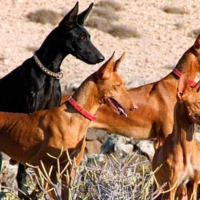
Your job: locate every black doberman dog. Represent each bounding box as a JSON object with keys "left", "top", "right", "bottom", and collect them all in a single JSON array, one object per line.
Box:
[{"left": 0, "top": 2, "right": 104, "bottom": 199}]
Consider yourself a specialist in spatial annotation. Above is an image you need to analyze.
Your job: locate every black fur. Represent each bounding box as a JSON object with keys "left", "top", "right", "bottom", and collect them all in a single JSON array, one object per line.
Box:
[{"left": 0, "top": 2, "right": 104, "bottom": 199}]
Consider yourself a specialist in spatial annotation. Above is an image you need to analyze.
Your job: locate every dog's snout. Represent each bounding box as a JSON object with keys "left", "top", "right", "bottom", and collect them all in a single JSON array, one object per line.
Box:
[
  {"left": 98, "top": 55, "right": 105, "bottom": 62},
  {"left": 130, "top": 106, "right": 138, "bottom": 111},
  {"left": 130, "top": 101, "right": 138, "bottom": 111}
]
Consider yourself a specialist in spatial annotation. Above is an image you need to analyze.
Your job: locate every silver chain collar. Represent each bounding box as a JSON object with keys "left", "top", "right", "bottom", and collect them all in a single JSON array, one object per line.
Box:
[{"left": 33, "top": 54, "right": 63, "bottom": 79}]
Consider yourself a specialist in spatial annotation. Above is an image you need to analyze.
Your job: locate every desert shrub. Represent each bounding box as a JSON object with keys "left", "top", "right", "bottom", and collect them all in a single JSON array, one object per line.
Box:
[
  {"left": 85, "top": 0, "right": 139, "bottom": 39},
  {"left": 95, "top": 0, "right": 123, "bottom": 11},
  {"left": 188, "top": 29, "right": 200, "bottom": 39},
  {"left": 162, "top": 6, "right": 188, "bottom": 14},
  {"left": 26, "top": 9, "right": 61, "bottom": 25},
  {"left": 107, "top": 24, "right": 140, "bottom": 39},
  {"left": 0, "top": 151, "right": 163, "bottom": 200},
  {"left": 77, "top": 153, "right": 154, "bottom": 200}
]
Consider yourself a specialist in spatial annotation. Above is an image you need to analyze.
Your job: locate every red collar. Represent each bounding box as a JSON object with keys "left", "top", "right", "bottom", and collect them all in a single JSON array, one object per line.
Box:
[
  {"left": 173, "top": 68, "right": 196, "bottom": 87},
  {"left": 67, "top": 96, "right": 97, "bottom": 121}
]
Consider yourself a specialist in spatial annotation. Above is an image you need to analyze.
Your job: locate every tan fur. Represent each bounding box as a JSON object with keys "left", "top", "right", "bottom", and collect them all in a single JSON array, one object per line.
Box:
[
  {"left": 152, "top": 75, "right": 200, "bottom": 200},
  {"left": 86, "top": 34, "right": 200, "bottom": 149},
  {"left": 0, "top": 52, "right": 135, "bottom": 199}
]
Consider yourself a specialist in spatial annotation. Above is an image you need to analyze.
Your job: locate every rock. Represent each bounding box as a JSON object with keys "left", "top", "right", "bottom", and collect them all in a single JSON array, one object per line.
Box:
[
  {"left": 101, "top": 135, "right": 134, "bottom": 155},
  {"left": 0, "top": 160, "right": 18, "bottom": 194},
  {"left": 114, "top": 136, "right": 133, "bottom": 154},
  {"left": 65, "top": 82, "right": 80, "bottom": 93},
  {"left": 87, "top": 128, "right": 108, "bottom": 143},
  {"left": 114, "top": 143, "right": 133, "bottom": 154},
  {"left": 85, "top": 140, "right": 102, "bottom": 156},
  {"left": 135, "top": 140, "right": 155, "bottom": 160},
  {"left": 101, "top": 135, "right": 118, "bottom": 154}
]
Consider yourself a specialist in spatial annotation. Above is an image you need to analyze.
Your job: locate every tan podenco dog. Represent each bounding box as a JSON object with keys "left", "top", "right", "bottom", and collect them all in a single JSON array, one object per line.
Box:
[
  {"left": 152, "top": 75, "right": 200, "bottom": 200},
  {"left": 85, "top": 34, "right": 200, "bottom": 149},
  {"left": 0, "top": 52, "right": 135, "bottom": 199}
]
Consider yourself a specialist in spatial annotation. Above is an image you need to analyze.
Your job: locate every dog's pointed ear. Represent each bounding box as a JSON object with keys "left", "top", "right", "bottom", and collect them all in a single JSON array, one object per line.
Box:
[
  {"left": 97, "top": 52, "right": 115, "bottom": 80},
  {"left": 194, "top": 34, "right": 200, "bottom": 49},
  {"left": 59, "top": 2, "right": 79, "bottom": 29},
  {"left": 178, "top": 74, "right": 189, "bottom": 99},
  {"left": 77, "top": 3, "right": 93, "bottom": 25},
  {"left": 114, "top": 52, "right": 125, "bottom": 72}
]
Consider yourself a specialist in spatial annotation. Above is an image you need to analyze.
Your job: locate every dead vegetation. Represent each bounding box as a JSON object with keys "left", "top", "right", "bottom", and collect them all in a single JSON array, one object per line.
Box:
[
  {"left": 95, "top": 0, "right": 123, "bottom": 11},
  {"left": 85, "top": 0, "right": 140, "bottom": 39},
  {"left": 78, "top": 153, "right": 153, "bottom": 200},
  {"left": 162, "top": 6, "right": 188, "bottom": 14},
  {"left": 26, "top": 9, "right": 62, "bottom": 26},
  {"left": 107, "top": 24, "right": 140, "bottom": 39},
  {"left": 26, "top": 46, "right": 38, "bottom": 53},
  {"left": 90, "top": 6, "right": 120, "bottom": 21},
  {"left": 0, "top": 151, "right": 157, "bottom": 200},
  {"left": 25, "top": 0, "right": 140, "bottom": 39},
  {"left": 188, "top": 29, "right": 200, "bottom": 39}
]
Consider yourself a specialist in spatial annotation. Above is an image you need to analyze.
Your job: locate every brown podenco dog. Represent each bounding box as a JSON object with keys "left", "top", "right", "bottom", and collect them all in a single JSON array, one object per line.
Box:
[
  {"left": 0, "top": 52, "right": 135, "bottom": 199},
  {"left": 87, "top": 34, "right": 200, "bottom": 149},
  {"left": 152, "top": 75, "right": 200, "bottom": 200}
]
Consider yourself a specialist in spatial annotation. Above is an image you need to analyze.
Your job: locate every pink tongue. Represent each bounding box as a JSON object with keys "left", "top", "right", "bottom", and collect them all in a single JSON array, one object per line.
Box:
[{"left": 118, "top": 107, "right": 127, "bottom": 117}]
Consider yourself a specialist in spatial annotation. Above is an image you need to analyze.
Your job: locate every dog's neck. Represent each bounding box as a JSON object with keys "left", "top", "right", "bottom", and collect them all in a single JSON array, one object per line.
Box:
[
  {"left": 173, "top": 102, "right": 196, "bottom": 158},
  {"left": 34, "top": 29, "right": 68, "bottom": 73},
  {"left": 66, "top": 73, "right": 100, "bottom": 118},
  {"left": 60, "top": 73, "right": 100, "bottom": 141},
  {"left": 174, "top": 48, "right": 200, "bottom": 82}
]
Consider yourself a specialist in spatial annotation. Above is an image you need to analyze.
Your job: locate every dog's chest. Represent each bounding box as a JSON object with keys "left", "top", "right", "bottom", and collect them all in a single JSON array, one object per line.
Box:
[
  {"left": 177, "top": 162, "right": 199, "bottom": 185},
  {"left": 194, "top": 72, "right": 200, "bottom": 83},
  {"left": 37, "top": 77, "right": 61, "bottom": 109}
]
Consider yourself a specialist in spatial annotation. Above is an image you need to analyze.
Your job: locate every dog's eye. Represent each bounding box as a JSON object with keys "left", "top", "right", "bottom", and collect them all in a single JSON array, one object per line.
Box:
[
  {"left": 115, "top": 83, "right": 121, "bottom": 87},
  {"left": 80, "top": 35, "right": 87, "bottom": 41}
]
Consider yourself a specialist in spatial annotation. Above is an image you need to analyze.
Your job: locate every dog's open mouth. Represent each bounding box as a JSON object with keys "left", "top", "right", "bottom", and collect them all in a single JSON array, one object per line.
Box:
[{"left": 107, "top": 97, "right": 127, "bottom": 117}]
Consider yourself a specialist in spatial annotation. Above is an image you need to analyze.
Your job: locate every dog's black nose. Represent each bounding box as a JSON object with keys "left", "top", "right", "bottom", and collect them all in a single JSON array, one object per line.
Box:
[{"left": 98, "top": 55, "right": 105, "bottom": 62}]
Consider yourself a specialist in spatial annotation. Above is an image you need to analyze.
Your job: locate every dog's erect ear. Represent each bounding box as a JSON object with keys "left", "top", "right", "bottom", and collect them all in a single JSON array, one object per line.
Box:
[
  {"left": 114, "top": 52, "right": 125, "bottom": 72},
  {"left": 59, "top": 2, "right": 79, "bottom": 29},
  {"left": 194, "top": 34, "right": 200, "bottom": 49},
  {"left": 178, "top": 74, "right": 189, "bottom": 99},
  {"left": 77, "top": 3, "right": 93, "bottom": 25},
  {"left": 97, "top": 52, "right": 115, "bottom": 80}
]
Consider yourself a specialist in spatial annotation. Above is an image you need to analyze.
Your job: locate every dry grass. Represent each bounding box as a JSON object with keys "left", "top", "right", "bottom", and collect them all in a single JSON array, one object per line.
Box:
[
  {"left": 188, "top": 29, "right": 200, "bottom": 39},
  {"left": 78, "top": 152, "right": 153, "bottom": 200},
  {"left": 86, "top": 16, "right": 140, "bottom": 39},
  {"left": 91, "top": 7, "right": 120, "bottom": 21},
  {"left": 95, "top": 0, "right": 123, "bottom": 11},
  {"left": 174, "top": 22, "right": 184, "bottom": 30},
  {"left": 3, "top": 150, "right": 197, "bottom": 199},
  {"left": 24, "top": 0, "right": 139, "bottom": 39},
  {"left": 0, "top": 151, "right": 157, "bottom": 200},
  {"left": 0, "top": 56, "right": 6, "bottom": 63},
  {"left": 108, "top": 24, "right": 140, "bottom": 39},
  {"left": 162, "top": 65, "right": 174, "bottom": 70},
  {"left": 162, "top": 6, "right": 188, "bottom": 14},
  {"left": 85, "top": 0, "right": 140, "bottom": 39},
  {"left": 26, "top": 9, "right": 62, "bottom": 26},
  {"left": 26, "top": 46, "right": 38, "bottom": 53}
]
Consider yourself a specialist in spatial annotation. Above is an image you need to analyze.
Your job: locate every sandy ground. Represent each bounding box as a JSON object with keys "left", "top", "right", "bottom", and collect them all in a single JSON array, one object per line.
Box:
[
  {"left": 1, "top": 0, "right": 200, "bottom": 92},
  {"left": 1, "top": 0, "right": 200, "bottom": 195}
]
